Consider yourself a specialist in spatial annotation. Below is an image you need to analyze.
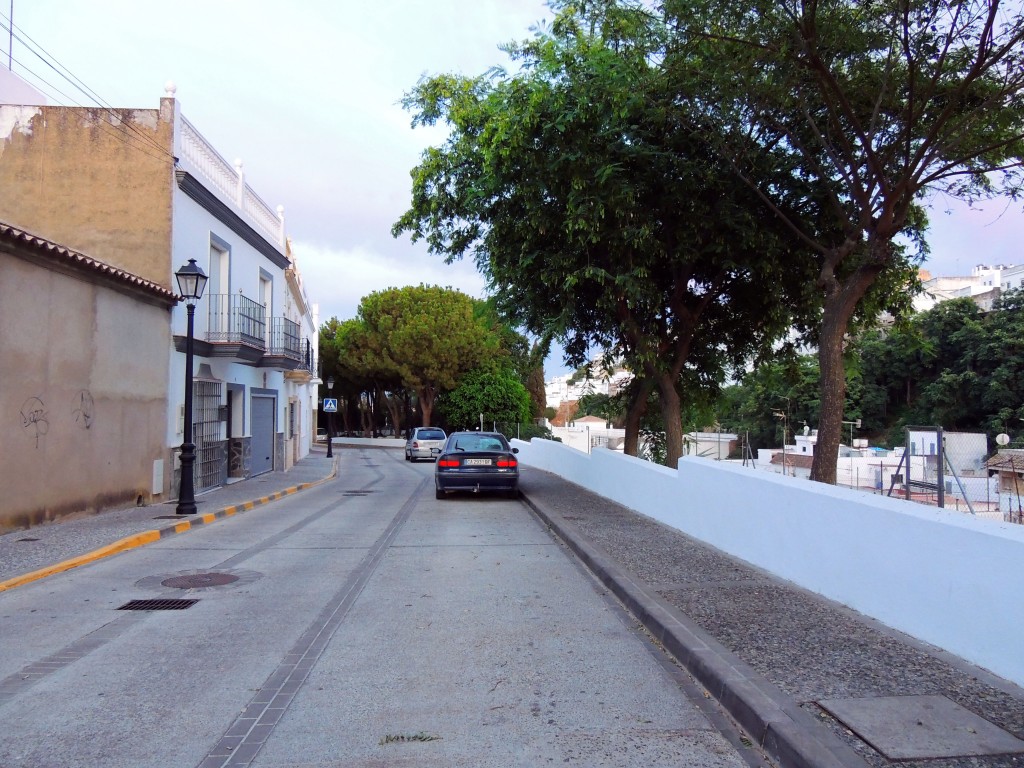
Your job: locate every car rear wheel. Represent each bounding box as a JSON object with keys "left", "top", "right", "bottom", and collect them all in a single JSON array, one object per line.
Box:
[
  {"left": 506, "top": 488, "right": 519, "bottom": 499},
  {"left": 435, "top": 488, "right": 445, "bottom": 500}
]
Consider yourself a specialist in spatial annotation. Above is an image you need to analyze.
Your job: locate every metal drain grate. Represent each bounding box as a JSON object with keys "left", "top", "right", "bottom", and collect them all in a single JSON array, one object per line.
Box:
[{"left": 118, "top": 599, "right": 199, "bottom": 611}]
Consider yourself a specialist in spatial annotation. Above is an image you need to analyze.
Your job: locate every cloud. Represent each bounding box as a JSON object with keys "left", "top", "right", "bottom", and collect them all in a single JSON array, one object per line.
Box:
[
  {"left": 290, "top": 239, "right": 488, "bottom": 324},
  {"left": 289, "top": 238, "right": 576, "bottom": 376},
  {"left": 922, "top": 195, "right": 1024, "bottom": 275}
]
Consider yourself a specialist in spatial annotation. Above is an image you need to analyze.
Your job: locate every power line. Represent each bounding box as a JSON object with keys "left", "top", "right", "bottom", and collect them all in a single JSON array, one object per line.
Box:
[
  {"left": 0, "top": 12, "right": 171, "bottom": 158},
  {"left": 1, "top": 53, "right": 171, "bottom": 165},
  {"left": 0, "top": 11, "right": 173, "bottom": 162}
]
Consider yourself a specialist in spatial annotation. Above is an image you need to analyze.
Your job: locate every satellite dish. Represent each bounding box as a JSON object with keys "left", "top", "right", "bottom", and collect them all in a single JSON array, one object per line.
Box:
[{"left": 997, "top": 433, "right": 1011, "bottom": 446}]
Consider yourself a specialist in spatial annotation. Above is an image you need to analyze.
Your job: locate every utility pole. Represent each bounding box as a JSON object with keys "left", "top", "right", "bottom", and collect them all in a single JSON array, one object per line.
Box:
[{"left": 774, "top": 409, "right": 789, "bottom": 475}]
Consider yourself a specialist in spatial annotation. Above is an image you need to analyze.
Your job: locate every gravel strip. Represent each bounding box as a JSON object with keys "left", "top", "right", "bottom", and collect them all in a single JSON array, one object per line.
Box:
[{"left": 521, "top": 466, "right": 1024, "bottom": 768}]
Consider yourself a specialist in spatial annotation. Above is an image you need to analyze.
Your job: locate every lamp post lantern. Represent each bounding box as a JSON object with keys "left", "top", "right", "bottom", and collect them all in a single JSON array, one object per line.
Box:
[
  {"left": 175, "top": 259, "right": 208, "bottom": 515},
  {"left": 325, "top": 376, "right": 335, "bottom": 459}
]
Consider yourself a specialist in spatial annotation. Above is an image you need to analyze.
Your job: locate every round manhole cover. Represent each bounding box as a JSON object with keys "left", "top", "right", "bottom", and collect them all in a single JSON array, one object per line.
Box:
[{"left": 162, "top": 572, "right": 240, "bottom": 589}]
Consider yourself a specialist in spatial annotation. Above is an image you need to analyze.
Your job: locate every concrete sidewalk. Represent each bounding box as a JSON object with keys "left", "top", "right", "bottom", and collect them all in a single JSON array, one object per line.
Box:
[
  {"left": 4, "top": 447, "right": 1024, "bottom": 768},
  {"left": 0, "top": 450, "right": 338, "bottom": 590},
  {"left": 0, "top": 438, "right": 404, "bottom": 589}
]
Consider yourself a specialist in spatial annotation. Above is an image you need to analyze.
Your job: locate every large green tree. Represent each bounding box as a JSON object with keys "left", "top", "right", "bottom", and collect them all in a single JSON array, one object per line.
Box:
[
  {"left": 356, "top": 285, "right": 490, "bottom": 427},
  {"left": 437, "top": 368, "right": 532, "bottom": 430},
  {"left": 394, "top": 2, "right": 810, "bottom": 467},
  {"left": 663, "top": 0, "right": 1024, "bottom": 482},
  {"left": 330, "top": 317, "right": 409, "bottom": 436},
  {"left": 319, "top": 317, "right": 372, "bottom": 435},
  {"left": 856, "top": 292, "right": 1024, "bottom": 441}
]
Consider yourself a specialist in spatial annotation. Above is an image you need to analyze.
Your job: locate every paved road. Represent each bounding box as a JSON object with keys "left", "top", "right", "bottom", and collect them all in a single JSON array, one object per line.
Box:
[
  {"left": 0, "top": 446, "right": 761, "bottom": 768},
  {"left": 4, "top": 442, "right": 1024, "bottom": 768}
]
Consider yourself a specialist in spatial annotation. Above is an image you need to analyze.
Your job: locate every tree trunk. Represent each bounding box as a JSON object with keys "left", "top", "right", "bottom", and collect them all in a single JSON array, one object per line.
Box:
[
  {"left": 382, "top": 390, "right": 402, "bottom": 436},
  {"left": 338, "top": 398, "right": 351, "bottom": 434},
  {"left": 656, "top": 373, "right": 684, "bottom": 469},
  {"left": 811, "top": 304, "right": 847, "bottom": 484},
  {"left": 811, "top": 261, "right": 884, "bottom": 483},
  {"left": 361, "top": 393, "right": 373, "bottom": 437},
  {"left": 418, "top": 386, "right": 436, "bottom": 427},
  {"left": 622, "top": 377, "right": 654, "bottom": 457}
]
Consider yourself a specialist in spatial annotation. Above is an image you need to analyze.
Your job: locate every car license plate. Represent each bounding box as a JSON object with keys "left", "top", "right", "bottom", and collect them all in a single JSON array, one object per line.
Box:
[
  {"left": 464, "top": 458, "right": 491, "bottom": 466},
  {"left": 431, "top": 447, "right": 440, "bottom": 454}
]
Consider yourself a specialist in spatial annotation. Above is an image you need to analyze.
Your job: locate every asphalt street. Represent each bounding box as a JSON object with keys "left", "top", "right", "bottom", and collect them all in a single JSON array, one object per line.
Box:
[
  {"left": 3, "top": 441, "right": 1024, "bottom": 768},
  {"left": 0, "top": 444, "right": 760, "bottom": 768}
]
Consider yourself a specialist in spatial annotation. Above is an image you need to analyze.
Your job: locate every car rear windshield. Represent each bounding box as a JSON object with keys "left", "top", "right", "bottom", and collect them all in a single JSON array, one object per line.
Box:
[
  {"left": 418, "top": 429, "right": 445, "bottom": 440},
  {"left": 452, "top": 435, "right": 508, "bottom": 452}
]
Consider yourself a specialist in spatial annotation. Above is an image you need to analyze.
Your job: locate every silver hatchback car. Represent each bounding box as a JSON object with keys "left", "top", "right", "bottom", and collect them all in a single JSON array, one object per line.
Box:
[{"left": 405, "top": 427, "right": 447, "bottom": 461}]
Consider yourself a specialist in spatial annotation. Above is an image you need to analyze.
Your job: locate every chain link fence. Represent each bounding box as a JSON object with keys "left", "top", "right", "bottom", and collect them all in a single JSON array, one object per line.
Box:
[
  {"left": 877, "top": 427, "right": 999, "bottom": 518},
  {"left": 606, "top": 417, "right": 1021, "bottom": 523},
  {"left": 761, "top": 423, "right": 1016, "bottom": 522}
]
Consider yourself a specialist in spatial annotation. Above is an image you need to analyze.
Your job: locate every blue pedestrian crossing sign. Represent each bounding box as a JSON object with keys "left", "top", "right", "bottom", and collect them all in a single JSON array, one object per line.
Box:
[{"left": 323, "top": 398, "right": 338, "bottom": 412}]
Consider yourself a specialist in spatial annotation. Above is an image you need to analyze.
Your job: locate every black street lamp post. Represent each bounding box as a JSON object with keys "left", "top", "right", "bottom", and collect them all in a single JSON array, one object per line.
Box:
[
  {"left": 326, "top": 376, "right": 335, "bottom": 459},
  {"left": 175, "top": 258, "right": 208, "bottom": 515}
]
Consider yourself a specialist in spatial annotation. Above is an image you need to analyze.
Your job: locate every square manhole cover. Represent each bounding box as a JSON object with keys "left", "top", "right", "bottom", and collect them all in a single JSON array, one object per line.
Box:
[{"left": 818, "top": 695, "right": 1024, "bottom": 760}]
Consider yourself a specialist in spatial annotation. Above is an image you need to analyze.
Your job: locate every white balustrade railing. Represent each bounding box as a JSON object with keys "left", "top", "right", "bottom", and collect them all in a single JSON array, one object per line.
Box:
[
  {"left": 179, "top": 116, "right": 237, "bottom": 203},
  {"left": 178, "top": 115, "right": 285, "bottom": 249}
]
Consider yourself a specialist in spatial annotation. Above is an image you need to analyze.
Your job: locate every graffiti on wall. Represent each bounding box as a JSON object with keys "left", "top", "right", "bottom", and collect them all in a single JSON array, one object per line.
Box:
[
  {"left": 18, "top": 390, "right": 96, "bottom": 447},
  {"left": 73, "top": 390, "right": 95, "bottom": 429},
  {"left": 20, "top": 396, "right": 49, "bottom": 448}
]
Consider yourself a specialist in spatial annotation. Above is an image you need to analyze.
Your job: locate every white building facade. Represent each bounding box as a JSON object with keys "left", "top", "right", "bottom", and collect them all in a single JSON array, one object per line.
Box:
[{"left": 167, "top": 91, "right": 319, "bottom": 489}]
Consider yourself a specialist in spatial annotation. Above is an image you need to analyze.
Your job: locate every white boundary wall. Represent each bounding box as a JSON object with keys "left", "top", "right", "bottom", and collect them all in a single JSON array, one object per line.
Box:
[{"left": 512, "top": 438, "right": 1024, "bottom": 687}]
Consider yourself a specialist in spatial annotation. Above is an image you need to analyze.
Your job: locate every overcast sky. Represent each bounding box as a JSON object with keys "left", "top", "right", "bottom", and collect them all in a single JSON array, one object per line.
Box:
[{"left": 3, "top": 0, "right": 1021, "bottom": 378}]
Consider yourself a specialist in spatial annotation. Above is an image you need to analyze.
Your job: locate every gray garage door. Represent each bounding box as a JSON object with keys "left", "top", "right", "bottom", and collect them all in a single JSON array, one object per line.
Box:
[{"left": 251, "top": 395, "right": 275, "bottom": 476}]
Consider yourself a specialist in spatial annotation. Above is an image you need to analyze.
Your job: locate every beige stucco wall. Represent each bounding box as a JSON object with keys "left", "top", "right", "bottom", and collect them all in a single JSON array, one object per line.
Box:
[
  {"left": 0, "top": 104, "right": 175, "bottom": 290},
  {"left": 0, "top": 252, "right": 172, "bottom": 531}
]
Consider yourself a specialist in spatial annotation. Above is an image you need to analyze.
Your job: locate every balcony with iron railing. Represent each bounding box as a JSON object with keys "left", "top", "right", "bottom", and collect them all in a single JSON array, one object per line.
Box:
[
  {"left": 262, "top": 317, "right": 303, "bottom": 370},
  {"left": 280, "top": 335, "right": 315, "bottom": 382},
  {"left": 174, "top": 293, "right": 316, "bottom": 372},
  {"left": 204, "top": 293, "right": 266, "bottom": 363}
]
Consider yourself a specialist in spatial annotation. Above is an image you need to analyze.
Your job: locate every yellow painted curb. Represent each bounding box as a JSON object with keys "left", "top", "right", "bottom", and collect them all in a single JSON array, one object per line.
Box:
[
  {"left": 0, "top": 530, "right": 161, "bottom": 593},
  {"left": 0, "top": 458, "right": 339, "bottom": 594}
]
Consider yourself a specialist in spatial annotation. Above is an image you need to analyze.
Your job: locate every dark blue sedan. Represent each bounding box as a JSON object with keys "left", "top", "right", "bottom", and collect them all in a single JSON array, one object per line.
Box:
[{"left": 434, "top": 431, "right": 520, "bottom": 500}]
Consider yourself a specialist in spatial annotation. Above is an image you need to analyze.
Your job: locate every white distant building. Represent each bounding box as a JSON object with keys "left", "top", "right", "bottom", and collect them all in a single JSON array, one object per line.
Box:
[
  {"left": 549, "top": 416, "right": 625, "bottom": 454},
  {"left": 684, "top": 431, "right": 738, "bottom": 460},
  {"left": 544, "top": 358, "right": 633, "bottom": 409},
  {"left": 913, "top": 265, "right": 1011, "bottom": 313},
  {"left": 999, "top": 264, "right": 1024, "bottom": 293}
]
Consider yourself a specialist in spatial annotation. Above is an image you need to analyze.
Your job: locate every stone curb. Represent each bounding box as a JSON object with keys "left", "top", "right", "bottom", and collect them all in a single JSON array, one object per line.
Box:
[
  {"left": 0, "top": 459, "right": 338, "bottom": 594},
  {"left": 521, "top": 493, "right": 870, "bottom": 768}
]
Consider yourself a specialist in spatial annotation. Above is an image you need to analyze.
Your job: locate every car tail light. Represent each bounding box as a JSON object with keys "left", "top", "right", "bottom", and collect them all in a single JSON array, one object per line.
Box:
[
  {"left": 496, "top": 457, "right": 517, "bottom": 468},
  {"left": 412, "top": 441, "right": 420, "bottom": 448},
  {"left": 437, "top": 458, "right": 460, "bottom": 468}
]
